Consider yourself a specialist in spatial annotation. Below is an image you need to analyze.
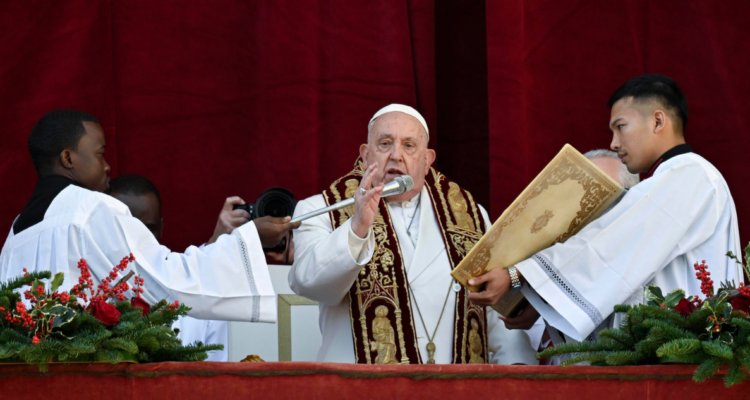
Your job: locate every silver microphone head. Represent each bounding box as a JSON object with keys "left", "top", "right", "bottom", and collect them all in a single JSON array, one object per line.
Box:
[{"left": 382, "top": 175, "right": 414, "bottom": 197}]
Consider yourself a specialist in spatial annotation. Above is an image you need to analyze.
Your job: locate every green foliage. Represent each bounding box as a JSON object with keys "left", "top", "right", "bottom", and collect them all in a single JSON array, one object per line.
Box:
[
  {"left": 0, "top": 269, "right": 223, "bottom": 371},
  {"left": 538, "top": 262, "right": 750, "bottom": 387}
]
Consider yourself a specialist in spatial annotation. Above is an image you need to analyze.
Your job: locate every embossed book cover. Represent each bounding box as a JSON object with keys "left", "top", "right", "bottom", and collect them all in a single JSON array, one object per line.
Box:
[{"left": 451, "top": 144, "right": 626, "bottom": 316}]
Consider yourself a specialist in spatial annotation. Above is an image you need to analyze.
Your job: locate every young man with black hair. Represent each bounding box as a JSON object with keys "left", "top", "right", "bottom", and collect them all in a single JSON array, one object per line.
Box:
[
  {"left": 470, "top": 75, "right": 743, "bottom": 343},
  {"left": 1, "top": 109, "right": 300, "bottom": 324}
]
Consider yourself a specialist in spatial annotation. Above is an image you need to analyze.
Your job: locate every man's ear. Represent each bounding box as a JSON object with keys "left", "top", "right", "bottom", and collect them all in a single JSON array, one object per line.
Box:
[
  {"left": 59, "top": 149, "right": 74, "bottom": 170},
  {"left": 359, "top": 144, "right": 369, "bottom": 166},
  {"left": 424, "top": 149, "right": 436, "bottom": 175},
  {"left": 653, "top": 110, "right": 667, "bottom": 134}
]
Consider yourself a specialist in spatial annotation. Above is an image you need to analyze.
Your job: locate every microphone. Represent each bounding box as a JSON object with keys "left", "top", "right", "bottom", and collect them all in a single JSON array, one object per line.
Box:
[{"left": 290, "top": 175, "right": 414, "bottom": 223}]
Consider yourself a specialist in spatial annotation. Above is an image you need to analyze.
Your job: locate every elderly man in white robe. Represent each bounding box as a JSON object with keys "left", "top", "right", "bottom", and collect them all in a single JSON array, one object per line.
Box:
[
  {"left": 290, "top": 104, "right": 536, "bottom": 365},
  {"left": 1, "top": 109, "right": 300, "bottom": 324},
  {"left": 470, "top": 74, "right": 743, "bottom": 345}
]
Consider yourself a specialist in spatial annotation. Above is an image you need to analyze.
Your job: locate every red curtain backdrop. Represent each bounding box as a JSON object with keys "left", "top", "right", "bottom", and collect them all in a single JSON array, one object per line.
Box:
[
  {"left": 0, "top": 0, "right": 435, "bottom": 251},
  {"left": 1, "top": 0, "right": 749, "bottom": 253},
  {"left": 486, "top": 0, "right": 750, "bottom": 248}
]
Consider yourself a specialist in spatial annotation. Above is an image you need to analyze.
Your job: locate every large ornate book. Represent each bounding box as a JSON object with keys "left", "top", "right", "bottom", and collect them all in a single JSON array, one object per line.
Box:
[{"left": 451, "top": 144, "right": 626, "bottom": 316}]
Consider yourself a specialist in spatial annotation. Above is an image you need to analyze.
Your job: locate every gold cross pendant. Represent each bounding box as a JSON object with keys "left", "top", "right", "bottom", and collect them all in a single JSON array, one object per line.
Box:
[{"left": 426, "top": 342, "right": 436, "bottom": 364}]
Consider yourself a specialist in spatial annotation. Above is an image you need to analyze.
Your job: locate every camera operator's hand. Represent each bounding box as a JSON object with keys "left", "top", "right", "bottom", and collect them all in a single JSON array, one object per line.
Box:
[
  {"left": 351, "top": 163, "right": 385, "bottom": 238},
  {"left": 254, "top": 216, "right": 301, "bottom": 248},
  {"left": 208, "top": 196, "right": 251, "bottom": 244},
  {"left": 266, "top": 231, "right": 295, "bottom": 265}
]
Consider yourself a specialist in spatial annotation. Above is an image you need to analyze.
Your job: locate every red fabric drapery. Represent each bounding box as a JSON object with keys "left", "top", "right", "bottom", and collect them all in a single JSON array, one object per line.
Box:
[
  {"left": 0, "top": 362, "right": 747, "bottom": 400},
  {"left": 1, "top": 1, "right": 750, "bottom": 251},
  {"left": 0, "top": 0, "right": 435, "bottom": 251},
  {"left": 486, "top": 0, "right": 750, "bottom": 247}
]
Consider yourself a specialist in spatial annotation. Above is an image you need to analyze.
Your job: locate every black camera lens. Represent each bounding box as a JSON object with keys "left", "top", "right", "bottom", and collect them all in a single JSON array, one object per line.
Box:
[
  {"left": 255, "top": 188, "right": 296, "bottom": 219},
  {"left": 232, "top": 188, "right": 296, "bottom": 253}
]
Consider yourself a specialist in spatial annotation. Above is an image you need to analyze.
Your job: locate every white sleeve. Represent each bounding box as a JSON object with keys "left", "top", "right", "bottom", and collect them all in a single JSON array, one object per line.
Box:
[
  {"left": 517, "top": 161, "right": 723, "bottom": 341},
  {"left": 289, "top": 196, "right": 375, "bottom": 305},
  {"left": 77, "top": 204, "right": 276, "bottom": 323}
]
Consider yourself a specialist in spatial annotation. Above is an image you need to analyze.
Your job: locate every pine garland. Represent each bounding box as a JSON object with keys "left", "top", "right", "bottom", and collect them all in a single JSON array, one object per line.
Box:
[
  {"left": 538, "top": 255, "right": 750, "bottom": 387},
  {"left": 0, "top": 257, "right": 223, "bottom": 372}
]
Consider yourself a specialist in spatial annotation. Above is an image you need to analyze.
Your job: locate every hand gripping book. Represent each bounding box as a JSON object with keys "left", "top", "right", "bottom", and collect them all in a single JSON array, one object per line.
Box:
[{"left": 451, "top": 144, "right": 626, "bottom": 316}]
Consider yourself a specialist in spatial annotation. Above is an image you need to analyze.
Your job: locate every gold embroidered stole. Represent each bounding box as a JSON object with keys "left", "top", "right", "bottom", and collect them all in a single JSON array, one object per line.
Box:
[{"left": 323, "top": 160, "right": 489, "bottom": 364}]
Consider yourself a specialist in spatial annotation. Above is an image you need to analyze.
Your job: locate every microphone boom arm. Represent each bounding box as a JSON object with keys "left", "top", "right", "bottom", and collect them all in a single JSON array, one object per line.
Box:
[{"left": 290, "top": 175, "right": 414, "bottom": 223}]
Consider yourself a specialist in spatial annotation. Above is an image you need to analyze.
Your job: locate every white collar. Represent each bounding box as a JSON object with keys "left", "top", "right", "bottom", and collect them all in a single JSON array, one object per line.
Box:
[{"left": 387, "top": 191, "right": 421, "bottom": 208}]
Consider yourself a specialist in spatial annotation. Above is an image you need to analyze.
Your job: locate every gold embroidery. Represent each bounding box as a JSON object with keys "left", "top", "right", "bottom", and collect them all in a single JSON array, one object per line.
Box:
[
  {"left": 340, "top": 179, "right": 359, "bottom": 224},
  {"left": 355, "top": 209, "right": 410, "bottom": 364},
  {"left": 448, "top": 182, "right": 476, "bottom": 232},
  {"left": 450, "top": 233, "right": 477, "bottom": 258},
  {"left": 432, "top": 170, "right": 455, "bottom": 230},
  {"left": 453, "top": 151, "right": 623, "bottom": 288},
  {"left": 468, "top": 318, "right": 484, "bottom": 364},
  {"left": 530, "top": 210, "right": 555, "bottom": 234},
  {"left": 370, "top": 305, "right": 399, "bottom": 364},
  {"left": 329, "top": 160, "right": 488, "bottom": 364}
]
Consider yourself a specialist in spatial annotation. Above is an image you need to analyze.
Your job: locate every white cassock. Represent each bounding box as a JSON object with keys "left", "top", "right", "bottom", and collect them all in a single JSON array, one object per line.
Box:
[
  {"left": 518, "top": 153, "right": 743, "bottom": 342},
  {"left": 173, "top": 317, "right": 229, "bottom": 361},
  {"left": 290, "top": 186, "right": 538, "bottom": 364},
  {"left": 0, "top": 184, "right": 276, "bottom": 324}
]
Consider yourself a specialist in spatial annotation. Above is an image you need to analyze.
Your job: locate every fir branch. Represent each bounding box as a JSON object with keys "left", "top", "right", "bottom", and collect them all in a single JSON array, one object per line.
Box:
[
  {"left": 724, "top": 361, "right": 747, "bottom": 387},
  {"left": 0, "top": 271, "right": 51, "bottom": 293},
  {"left": 604, "top": 350, "right": 643, "bottom": 366},
  {"left": 655, "top": 338, "right": 701, "bottom": 357},
  {"left": 638, "top": 305, "right": 688, "bottom": 327},
  {"left": 536, "top": 340, "right": 618, "bottom": 359},
  {"left": 559, "top": 352, "right": 608, "bottom": 367},
  {"left": 597, "top": 328, "right": 634, "bottom": 349},
  {"left": 701, "top": 340, "right": 733, "bottom": 360},
  {"left": 102, "top": 337, "right": 139, "bottom": 354},
  {"left": 693, "top": 357, "right": 724, "bottom": 383}
]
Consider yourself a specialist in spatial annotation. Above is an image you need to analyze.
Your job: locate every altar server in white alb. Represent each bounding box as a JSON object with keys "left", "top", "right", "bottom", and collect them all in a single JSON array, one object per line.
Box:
[
  {"left": 470, "top": 74, "right": 743, "bottom": 343},
  {"left": 107, "top": 175, "right": 240, "bottom": 362},
  {"left": 0, "top": 110, "right": 300, "bottom": 323},
  {"left": 290, "top": 104, "right": 536, "bottom": 365}
]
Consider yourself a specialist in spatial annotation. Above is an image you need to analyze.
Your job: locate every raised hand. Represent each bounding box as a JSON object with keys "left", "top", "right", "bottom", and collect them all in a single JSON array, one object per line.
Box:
[
  {"left": 208, "top": 196, "right": 251, "bottom": 244},
  {"left": 351, "top": 162, "right": 385, "bottom": 238}
]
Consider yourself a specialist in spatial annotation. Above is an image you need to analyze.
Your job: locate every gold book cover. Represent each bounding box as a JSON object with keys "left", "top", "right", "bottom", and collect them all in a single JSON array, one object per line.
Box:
[{"left": 451, "top": 144, "right": 626, "bottom": 316}]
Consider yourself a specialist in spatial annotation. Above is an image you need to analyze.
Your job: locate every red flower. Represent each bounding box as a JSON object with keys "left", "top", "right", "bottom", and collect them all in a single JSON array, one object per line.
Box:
[
  {"left": 730, "top": 296, "right": 750, "bottom": 314},
  {"left": 32, "top": 336, "right": 40, "bottom": 345},
  {"left": 674, "top": 298, "right": 697, "bottom": 316},
  {"left": 87, "top": 300, "right": 121, "bottom": 327},
  {"left": 130, "top": 297, "right": 151, "bottom": 316}
]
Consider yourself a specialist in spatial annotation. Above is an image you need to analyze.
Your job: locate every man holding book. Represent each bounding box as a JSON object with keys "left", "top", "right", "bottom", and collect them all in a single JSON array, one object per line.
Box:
[{"left": 470, "top": 75, "right": 743, "bottom": 343}]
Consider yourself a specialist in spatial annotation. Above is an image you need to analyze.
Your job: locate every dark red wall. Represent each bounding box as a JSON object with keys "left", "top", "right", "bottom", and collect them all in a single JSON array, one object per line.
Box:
[{"left": 2, "top": 1, "right": 749, "bottom": 252}]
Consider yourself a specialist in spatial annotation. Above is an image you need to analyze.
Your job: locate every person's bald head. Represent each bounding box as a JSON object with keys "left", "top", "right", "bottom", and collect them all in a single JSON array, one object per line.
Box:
[
  {"left": 106, "top": 175, "right": 163, "bottom": 242},
  {"left": 360, "top": 105, "right": 435, "bottom": 202}
]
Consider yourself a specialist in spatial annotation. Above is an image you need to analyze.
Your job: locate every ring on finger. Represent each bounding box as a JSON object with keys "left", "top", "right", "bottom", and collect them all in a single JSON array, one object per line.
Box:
[{"left": 358, "top": 188, "right": 367, "bottom": 195}]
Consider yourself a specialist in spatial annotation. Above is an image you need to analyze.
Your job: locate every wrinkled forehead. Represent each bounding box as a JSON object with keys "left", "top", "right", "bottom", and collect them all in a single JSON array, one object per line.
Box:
[{"left": 368, "top": 112, "right": 428, "bottom": 143}]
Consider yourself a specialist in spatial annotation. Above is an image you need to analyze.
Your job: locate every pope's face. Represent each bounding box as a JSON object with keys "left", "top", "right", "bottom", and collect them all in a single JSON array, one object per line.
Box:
[
  {"left": 609, "top": 97, "right": 660, "bottom": 174},
  {"left": 360, "top": 112, "right": 435, "bottom": 202}
]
